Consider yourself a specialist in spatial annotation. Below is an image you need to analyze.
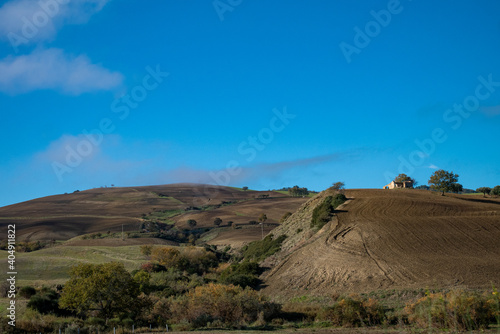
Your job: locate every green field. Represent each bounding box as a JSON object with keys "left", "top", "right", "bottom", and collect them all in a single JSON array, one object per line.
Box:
[{"left": 0, "top": 245, "right": 146, "bottom": 286}]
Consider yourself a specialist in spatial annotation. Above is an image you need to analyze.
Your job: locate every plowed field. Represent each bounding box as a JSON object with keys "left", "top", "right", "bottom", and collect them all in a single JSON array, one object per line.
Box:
[{"left": 264, "top": 189, "right": 500, "bottom": 296}]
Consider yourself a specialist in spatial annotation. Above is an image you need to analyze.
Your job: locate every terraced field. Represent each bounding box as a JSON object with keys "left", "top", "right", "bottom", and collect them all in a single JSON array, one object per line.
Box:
[{"left": 263, "top": 189, "right": 500, "bottom": 297}]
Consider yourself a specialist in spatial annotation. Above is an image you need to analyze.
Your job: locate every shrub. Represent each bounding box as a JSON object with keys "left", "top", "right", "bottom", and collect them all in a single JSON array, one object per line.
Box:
[
  {"left": 151, "top": 246, "right": 218, "bottom": 275},
  {"left": 19, "top": 286, "right": 37, "bottom": 299},
  {"left": 170, "top": 283, "right": 280, "bottom": 328},
  {"left": 15, "top": 308, "right": 64, "bottom": 333},
  {"left": 27, "top": 290, "right": 61, "bottom": 315},
  {"left": 241, "top": 234, "right": 287, "bottom": 261},
  {"left": 319, "top": 295, "right": 385, "bottom": 327},
  {"left": 405, "top": 290, "right": 498, "bottom": 330},
  {"left": 219, "top": 261, "right": 262, "bottom": 289},
  {"left": 0, "top": 282, "right": 9, "bottom": 297},
  {"left": 311, "top": 194, "right": 346, "bottom": 230},
  {"left": 280, "top": 212, "right": 293, "bottom": 223},
  {"left": 141, "top": 261, "right": 165, "bottom": 273},
  {"left": 151, "top": 247, "right": 181, "bottom": 268},
  {"left": 140, "top": 244, "right": 153, "bottom": 256}
]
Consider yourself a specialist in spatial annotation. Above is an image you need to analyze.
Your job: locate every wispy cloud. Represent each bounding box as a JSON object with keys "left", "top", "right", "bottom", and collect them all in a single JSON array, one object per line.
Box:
[
  {"left": 33, "top": 133, "right": 146, "bottom": 184},
  {"left": 162, "top": 151, "right": 363, "bottom": 186},
  {"left": 34, "top": 134, "right": 105, "bottom": 163},
  {"left": 0, "top": 48, "right": 123, "bottom": 94},
  {"left": 480, "top": 105, "right": 500, "bottom": 117},
  {"left": 0, "top": 0, "right": 110, "bottom": 46},
  {"left": 427, "top": 164, "right": 439, "bottom": 169}
]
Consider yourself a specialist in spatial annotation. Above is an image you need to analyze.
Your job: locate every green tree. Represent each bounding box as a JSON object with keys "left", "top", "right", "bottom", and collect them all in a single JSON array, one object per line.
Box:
[
  {"left": 331, "top": 182, "right": 345, "bottom": 192},
  {"left": 428, "top": 170, "right": 462, "bottom": 196},
  {"left": 476, "top": 187, "right": 492, "bottom": 197},
  {"left": 242, "top": 186, "right": 249, "bottom": 191},
  {"left": 187, "top": 219, "right": 197, "bottom": 229},
  {"left": 491, "top": 185, "right": 500, "bottom": 196},
  {"left": 258, "top": 213, "right": 267, "bottom": 224},
  {"left": 288, "top": 185, "right": 309, "bottom": 197},
  {"left": 394, "top": 173, "right": 417, "bottom": 186},
  {"left": 213, "top": 217, "right": 223, "bottom": 227},
  {"left": 59, "top": 262, "right": 139, "bottom": 321}
]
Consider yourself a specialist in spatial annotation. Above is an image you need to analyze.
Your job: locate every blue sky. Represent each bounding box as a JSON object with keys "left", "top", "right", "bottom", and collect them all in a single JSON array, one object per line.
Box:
[{"left": 1, "top": 0, "right": 499, "bottom": 207}]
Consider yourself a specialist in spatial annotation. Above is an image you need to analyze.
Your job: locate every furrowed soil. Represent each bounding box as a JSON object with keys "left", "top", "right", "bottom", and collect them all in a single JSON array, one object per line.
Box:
[
  {"left": 0, "top": 184, "right": 308, "bottom": 244},
  {"left": 263, "top": 189, "right": 500, "bottom": 297}
]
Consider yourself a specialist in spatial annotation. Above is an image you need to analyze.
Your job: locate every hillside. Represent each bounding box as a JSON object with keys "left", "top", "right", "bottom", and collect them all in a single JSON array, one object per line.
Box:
[
  {"left": 262, "top": 189, "right": 500, "bottom": 297},
  {"left": 0, "top": 184, "right": 308, "bottom": 243}
]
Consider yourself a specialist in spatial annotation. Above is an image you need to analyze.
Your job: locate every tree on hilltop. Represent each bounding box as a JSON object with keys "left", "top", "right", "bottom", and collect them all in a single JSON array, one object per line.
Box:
[
  {"left": 491, "top": 185, "right": 500, "bottom": 197},
  {"left": 394, "top": 173, "right": 417, "bottom": 186},
  {"left": 288, "top": 185, "right": 309, "bottom": 197},
  {"left": 428, "top": 170, "right": 462, "bottom": 196},
  {"left": 331, "top": 182, "right": 345, "bottom": 193},
  {"left": 476, "top": 187, "right": 492, "bottom": 197}
]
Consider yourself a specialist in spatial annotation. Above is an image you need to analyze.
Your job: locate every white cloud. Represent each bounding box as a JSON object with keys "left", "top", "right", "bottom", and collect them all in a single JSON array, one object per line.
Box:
[
  {"left": 0, "top": 48, "right": 123, "bottom": 94},
  {"left": 35, "top": 134, "right": 104, "bottom": 163},
  {"left": 427, "top": 164, "right": 439, "bottom": 169},
  {"left": 0, "top": 0, "right": 110, "bottom": 47}
]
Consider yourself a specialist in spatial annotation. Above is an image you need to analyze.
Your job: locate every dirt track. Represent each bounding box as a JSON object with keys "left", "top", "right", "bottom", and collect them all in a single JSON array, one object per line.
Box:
[{"left": 263, "top": 189, "right": 500, "bottom": 296}]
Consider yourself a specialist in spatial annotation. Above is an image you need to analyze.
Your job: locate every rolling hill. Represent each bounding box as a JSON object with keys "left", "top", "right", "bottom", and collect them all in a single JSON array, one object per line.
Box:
[
  {"left": 263, "top": 189, "right": 500, "bottom": 297},
  {"left": 0, "top": 184, "right": 309, "bottom": 243}
]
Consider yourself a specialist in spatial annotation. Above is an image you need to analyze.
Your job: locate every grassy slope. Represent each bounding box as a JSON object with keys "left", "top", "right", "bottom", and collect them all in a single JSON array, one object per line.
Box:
[{"left": 0, "top": 245, "right": 147, "bottom": 286}]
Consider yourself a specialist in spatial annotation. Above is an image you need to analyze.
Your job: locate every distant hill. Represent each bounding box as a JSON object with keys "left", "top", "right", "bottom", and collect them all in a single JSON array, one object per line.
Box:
[
  {"left": 262, "top": 188, "right": 500, "bottom": 296},
  {"left": 0, "top": 184, "right": 308, "bottom": 243}
]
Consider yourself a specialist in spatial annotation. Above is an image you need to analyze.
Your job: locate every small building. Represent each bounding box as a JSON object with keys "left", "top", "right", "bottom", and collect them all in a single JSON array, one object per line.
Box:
[{"left": 383, "top": 180, "right": 413, "bottom": 189}]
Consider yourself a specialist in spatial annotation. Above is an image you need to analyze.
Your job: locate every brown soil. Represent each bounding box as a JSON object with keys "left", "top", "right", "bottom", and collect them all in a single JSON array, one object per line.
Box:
[
  {"left": 263, "top": 189, "right": 500, "bottom": 297},
  {"left": 63, "top": 237, "right": 178, "bottom": 247},
  {"left": 208, "top": 226, "right": 277, "bottom": 248},
  {"left": 0, "top": 184, "right": 307, "bottom": 243}
]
